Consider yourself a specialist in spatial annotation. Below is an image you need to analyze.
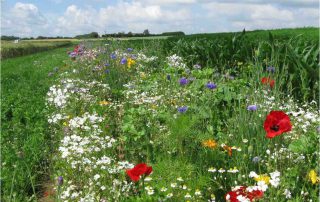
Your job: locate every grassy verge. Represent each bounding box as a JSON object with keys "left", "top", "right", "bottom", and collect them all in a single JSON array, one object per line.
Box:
[
  {"left": 1, "top": 45, "right": 74, "bottom": 201},
  {"left": 1, "top": 41, "right": 73, "bottom": 59}
]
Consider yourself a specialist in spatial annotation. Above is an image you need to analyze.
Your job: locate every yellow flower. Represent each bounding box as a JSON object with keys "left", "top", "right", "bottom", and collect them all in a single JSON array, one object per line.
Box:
[
  {"left": 63, "top": 122, "right": 68, "bottom": 126},
  {"left": 308, "top": 170, "right": 319, "bottom": 184},
  {"left": 127, "top": 58, "right": 135, "bottom": 69},
  {"left": 202, "top": 139, "right": 218, "bottom": 149},
  {"left": 99, "top": 100, "right": 110, "bottom": 106},
  {"left": 254, "top": 175, "right": 270, "bottom": 185}
]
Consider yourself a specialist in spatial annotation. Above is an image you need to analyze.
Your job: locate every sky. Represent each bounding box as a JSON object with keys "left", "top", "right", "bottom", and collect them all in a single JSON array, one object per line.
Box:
[{"left": 1, "top": 0, "right": 319, "bottom": 37}]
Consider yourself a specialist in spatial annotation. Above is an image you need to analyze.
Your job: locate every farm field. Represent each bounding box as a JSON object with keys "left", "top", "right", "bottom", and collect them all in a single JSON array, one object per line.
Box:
[
  {"left": 1, "top": 28, "right": 319, "bottom": 202},
  {"left": 0, "top": 40, "right": 74, "bottom": 59}
]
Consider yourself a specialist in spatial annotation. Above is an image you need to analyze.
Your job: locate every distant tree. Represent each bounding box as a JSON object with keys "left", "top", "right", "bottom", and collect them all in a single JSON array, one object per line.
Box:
[
  {"left": 143, "top": 29, "right": 150, "bottom": 36},
  {"left": 161, "top": 31, "right": 185, "bottom": 36},
  {"left": 37, "top": 36, "right": 47, "bottom": 39},
  {"left": 90, "top": 32, "right": 99, "bottom": 38},
  {"left": 127, "top": 31, "right": 133, "bottom": 37},
  {"left": 1, "top": 35, "right": 20, "bottom": 40}
]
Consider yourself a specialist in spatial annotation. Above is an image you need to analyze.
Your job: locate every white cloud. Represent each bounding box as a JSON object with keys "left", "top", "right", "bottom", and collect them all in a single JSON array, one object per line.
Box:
[
  {"left": 202, "top": 2, "right": 317, "bottom": 31},
  {"left": 53, "top": 2, "right": 192, "bottom": 36},
  {"left": 1, "top": 2, "right": 48, "bottom": 37},
  {"left": 0, "top": 0, "right": 318, "bottom": 37}
]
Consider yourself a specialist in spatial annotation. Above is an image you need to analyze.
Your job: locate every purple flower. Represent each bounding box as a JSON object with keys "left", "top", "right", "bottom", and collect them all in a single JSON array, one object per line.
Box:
[
  {"left": 166, "top": 74, "right": 171, "bottom": 81},
  {"left": 104, "top": 63, "right": 110, "bottom": 67},
  {"left": 57, "top": 176, "right": 64, "bottom": 186},
  {"left": 105, "top": 69, "right": 110, "bottom": 74},
  {"left": 266, "top": 66, "right": 275, "bottom": 73},
  {"left": 179, "top": 77, "right": 189, "bottom": 85},
  {"left": 110, "top": 53, "right": 117, "bottom": 59},
  {"left": 127, "top": 48, "right": 133, "bottom": 52},
  {"left": 206, "top": 82, "right": 217, "bottom": 89},
  {"left": 252, "top": 156, "right": 261, "bottom": 163},
  {"left": 120, "top": 57, "right": 127, "bottom": 65},
  {"left": 177, "top": 106, "right": 188, "bottom": 113},
  {"left": 69, "top": 52, "right": 77, "bottom": 58},
  {"left": 247, "top": 105, "right": 258, "bottom": 111}
]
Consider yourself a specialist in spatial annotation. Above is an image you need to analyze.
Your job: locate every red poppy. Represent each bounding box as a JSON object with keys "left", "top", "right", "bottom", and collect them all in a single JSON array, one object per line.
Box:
[
  {"left": 126, "top": 163, "right": 152, "bottom": 182},
  {"left": 264, "top": 111, "right": 292, "bottom": 138},
  {"left": 247, "top": 189, "right": 264, "bottom": 200},
  {"left": 226, "top": 186, "right": 264, "bottom": 202},
  {"left": 261, "top": 77, "right": 275, "bottom": 88}
]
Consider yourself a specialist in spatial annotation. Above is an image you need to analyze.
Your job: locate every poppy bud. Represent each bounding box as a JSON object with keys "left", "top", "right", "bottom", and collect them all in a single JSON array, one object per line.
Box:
[{"left": 248, "top": 145, "right": 253, "bottom": 154}]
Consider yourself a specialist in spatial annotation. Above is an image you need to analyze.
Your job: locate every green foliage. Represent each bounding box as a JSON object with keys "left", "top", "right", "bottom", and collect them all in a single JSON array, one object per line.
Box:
[
  {"left": 1, "top": 41, "right": 73, "bottom": 59},
  {"left": 1, "top": 46, "right": 72, "bottom": 201}
]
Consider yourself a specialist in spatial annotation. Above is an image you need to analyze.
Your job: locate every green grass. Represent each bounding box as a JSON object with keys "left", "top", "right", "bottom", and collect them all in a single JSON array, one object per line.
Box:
[
  {"left": 1, "top": 40, "right": 73, "bottom": 59},
  {"left": 1, "top": 46, "right": 73, "bottom": 201}
]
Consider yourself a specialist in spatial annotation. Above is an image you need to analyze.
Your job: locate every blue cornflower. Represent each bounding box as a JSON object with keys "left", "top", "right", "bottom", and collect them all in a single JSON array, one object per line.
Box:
[
  {"left": 105, "top": 69, "right": 110, "bottom": 74},
  {"left": 110, "top": 53, "right": 117, "bottom": 59},
  {"left": 177, "top": 106, "right": 188, "bottom": 113},
  {"left": 206, "top": 82, "right": 217, "bottom": 89},
  {"left": 179, "top": 77, "right": 189, "bottom": 85},
  {"left": 57, "top": 176, "right": 64, "bottom": 186},
  {"left": 104, "top": 63, "right": 110, "bottom": 67},
  {"left": 247, "top": 105, "right": 258, "bottom": 111},
  {"left": 120, "top": 57, "right": 127, "bottom": 65},
  {"left": 266, "top": 66, "right": 275, "bottom": 73},
  {"left": 127, "top": 48, "right": 133, "bottom": 52}
]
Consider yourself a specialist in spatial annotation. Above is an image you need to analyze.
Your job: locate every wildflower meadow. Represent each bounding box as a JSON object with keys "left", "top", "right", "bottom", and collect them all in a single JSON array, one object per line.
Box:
[{"left": 1, "top": 29, "right": 319, "bottom": 202}]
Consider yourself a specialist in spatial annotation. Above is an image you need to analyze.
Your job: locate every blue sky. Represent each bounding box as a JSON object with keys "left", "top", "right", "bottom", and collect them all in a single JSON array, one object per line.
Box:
[{"left": 1, "top": 0, "right": 319, "bottom": 37}]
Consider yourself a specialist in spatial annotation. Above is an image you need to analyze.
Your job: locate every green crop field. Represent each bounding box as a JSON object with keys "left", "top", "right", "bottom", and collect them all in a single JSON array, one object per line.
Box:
[{"left": 1, "top": 28, "right": 319, "bottom": 202}]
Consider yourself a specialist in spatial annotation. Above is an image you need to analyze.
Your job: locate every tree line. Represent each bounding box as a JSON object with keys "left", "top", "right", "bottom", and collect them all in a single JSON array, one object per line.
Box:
[{"left": 1, "top": 30, "right": 185, "bottom": 40}]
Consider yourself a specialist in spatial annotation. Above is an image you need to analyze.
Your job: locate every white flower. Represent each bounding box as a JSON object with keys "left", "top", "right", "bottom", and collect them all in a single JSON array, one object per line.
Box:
[
  {"left": 283, "top": 189, "right": 291, "bottom": 199},
  {"left": 208, "top": 167, "right": 217, "bottom": 172},
  {"left": 218, "top": 168, "right": 226, "bottom": 173},
  {"left": 184, "top": 193, "right": 192, "bottom": 198},
  {"left": 257, "top": 181, "right": 268, "bottom": 192},
  {"left": 195, "top": 189, "right": 201, "bottom": 196},
  {"left": 94, "top": 174, "right": 100, "bottom": 181},
  {"left": 166, "top": 193, "right": 173, "bottom": 198},
  {"left": 160, "top": 187, "right": 167, "bottom": 192},
  {"left": 171, "top": 183, "right": 177, "bottom": 188},
  {"left": 270, "top": 171, "right": 280, "bottom": 188},
  {"left": 237, "top": 195, "right": 250, "bottom": 202},
  {"left": 249, "top": 171, "right": 258, "bottom": 178}
]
